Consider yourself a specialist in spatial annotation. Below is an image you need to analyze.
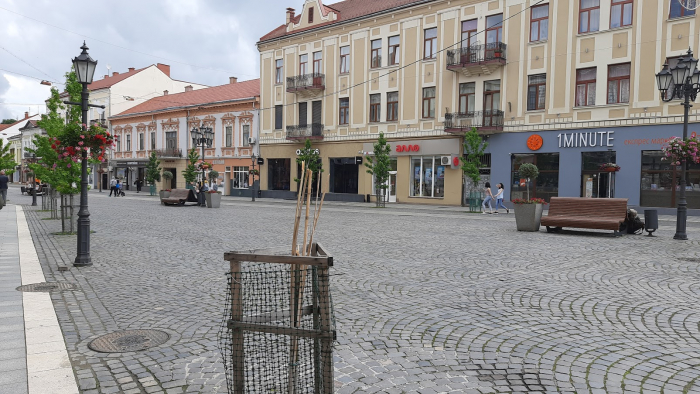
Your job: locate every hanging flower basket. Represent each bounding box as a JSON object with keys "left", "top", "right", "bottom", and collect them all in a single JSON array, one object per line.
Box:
[
  {"left": 50, "top": 122, "right": 114, "bottom": 164},
  {"left": 249, "top": 169, "right": 260, "bottom": 175},
  {"left": 197, "top": 161, "right": 212, "bottom": 170},
  {"left": 599, "top": 163, "right": 620, "bottom": 172},
  {"left": 662, "top": 136, "right": 700, "bottom": 165}
]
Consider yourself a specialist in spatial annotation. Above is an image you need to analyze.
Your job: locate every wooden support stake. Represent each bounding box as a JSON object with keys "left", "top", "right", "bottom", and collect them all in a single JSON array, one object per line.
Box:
[{"left": 230, "top": 261, "right": 245, "bottom": 394}]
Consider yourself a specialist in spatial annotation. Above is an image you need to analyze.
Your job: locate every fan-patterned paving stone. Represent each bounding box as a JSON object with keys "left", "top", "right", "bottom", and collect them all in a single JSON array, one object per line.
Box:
[{"left": 8, "top": 184, "right": 700, "bottom": 393}]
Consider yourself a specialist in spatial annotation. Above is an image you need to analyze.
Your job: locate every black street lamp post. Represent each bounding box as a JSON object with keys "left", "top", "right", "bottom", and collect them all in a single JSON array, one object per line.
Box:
[
  {"left": 656, "top": 48, "right": 700, "bottom": 240},
  {"left": 190, "top": 126, "right": 213, "bottom": 206},
  {"left": 251, "top": 153, "right": 258, "bottom": 202},
  {"left": 64, "top": 42, "right": 104, "bottom": 267},
  {"left": 27, "top": 153, "right": 37, "bottom": 206}
]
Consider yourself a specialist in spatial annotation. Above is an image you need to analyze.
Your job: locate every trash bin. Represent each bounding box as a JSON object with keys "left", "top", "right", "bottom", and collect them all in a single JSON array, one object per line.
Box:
[{"left": 644, "top": 209, "right": 658, "bottom": 236}]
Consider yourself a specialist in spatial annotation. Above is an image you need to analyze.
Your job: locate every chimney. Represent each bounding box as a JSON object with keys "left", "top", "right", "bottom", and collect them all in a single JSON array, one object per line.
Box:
[
  {"left": 128, "top": 67, "right": 135, "bottom": 72},
  {"left": 163, "top": 90, "right": 169, "bottom": 96},
  {"left": 104, "top": 74, "right": 108, "bottom": 79},
  {"left": 286, "top": 8, "right": 295, "bottom": 24},
  {"left": 185, "top": 85, "right": 193, "bottom": 92},
  {"left": 229, "top": 77, "right": 237, "bottom": 84},
  {"left": 24, "top": 112, "right": 29, "bottom": 120},
  {"left": 156, "top": 63, "right": 171, "bottom": 77},
  {"left": 113, "top": 71, "right": 119, "bottom": 76}
]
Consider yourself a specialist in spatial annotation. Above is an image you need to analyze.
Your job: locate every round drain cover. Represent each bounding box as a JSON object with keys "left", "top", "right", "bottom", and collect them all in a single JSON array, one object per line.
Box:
[
  {"left": 88, "top": 330, "right": 170, "bottom": 353},
  {"left": 16, "top": 282, "right": 77, "bottom": 292}
]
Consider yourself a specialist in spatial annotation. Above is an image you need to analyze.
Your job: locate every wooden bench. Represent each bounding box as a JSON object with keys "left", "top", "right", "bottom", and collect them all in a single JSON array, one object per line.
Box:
[
  {"left": 540, "top": 197, "right": 628, "bottom": 234},
  {"left": 161, "top": 189, "right": 199, "bottom": 205}
]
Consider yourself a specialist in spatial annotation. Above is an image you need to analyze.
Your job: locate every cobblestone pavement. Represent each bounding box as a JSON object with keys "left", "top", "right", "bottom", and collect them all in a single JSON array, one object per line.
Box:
[{"left": 12, "top": 186, "right": 700, "bottom": 394}]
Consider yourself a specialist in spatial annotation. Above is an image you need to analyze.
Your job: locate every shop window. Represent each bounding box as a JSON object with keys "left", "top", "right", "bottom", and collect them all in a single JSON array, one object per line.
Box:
[
  {"left": 527, "top": 74, "right": 547, "bottom": 111},
  {"left": 607, "top": 63, "right": 630, "bottom": 104},
  {"left": 329, "top": 157, "right": 359, "bottom": 194},
  {"left": 485, "top": 14, "right": 503, "bottom": 44},
  {"left": 371, "top": 39, "right": 382, "bottom": 68},
  {"left": 275, "top": 59, "right": 283, "bottom": 84},
  {"left": 268, "top": 158, "right": 290, "bottom": 190},
  {"left": 511, "top": 153, "right": 559, "bottom": 202},
  {"left": 530, "top": 4, "right": 549, "bottom": 42},
  {"left": 387, "top": 92, "right": 399, "bottom": 121},
  {"left": 410, "top": 156, "right": 445, "bottom": 198},
  {"left": 275, "top": 105, "right": 283, "bottom": 130},
  {"left": 225, "top": 126, "right": 233, "bottom": 147},
  {"left": 610, "top": 0, "right": 633, "bottom": 28},
  {"left": 369, "top": 94, "right": 381, "bottom": 122},
  {"left": 670, "top": 1, "right": 695, "bottom": 18},
  {"left": 232, "top": 166, "right": 249, "bottom": 189},
  {"left": 388, "top": 36, "right": 400, "bottom": 65},
  {"left": 424, "top": 28, "right": 437, "bottom": 59},
  {"left": 579, "top": 0, "right": 600, "bottom": 33},
  {"left": 581, "top": 151, "right": 617, "bottom": 198},
  {"left": 339, "top": 46, "right": 350, "bottom": 73},
  {"left": 575, "top": 67, "right": 596, "bottom": 107},
  {"left": 339, "top": 98, "right": 349, "bottom": 125},
  {"left": 422, "top": 87, "right": 436, "bottom": 118},
  {"left": 459, "top": 82, "right": 476, "bottom": 114},
  {"left": 640, "top": 150, "right": 700, "bottom": 208}
]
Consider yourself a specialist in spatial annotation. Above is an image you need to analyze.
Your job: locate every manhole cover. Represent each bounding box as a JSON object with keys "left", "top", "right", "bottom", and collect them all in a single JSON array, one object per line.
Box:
[
  {"left": 16, "top": 282, "right": 77, "bottom": 292},
  {"left": 88, "top": 330, "right": 170, "bottom": 353}
]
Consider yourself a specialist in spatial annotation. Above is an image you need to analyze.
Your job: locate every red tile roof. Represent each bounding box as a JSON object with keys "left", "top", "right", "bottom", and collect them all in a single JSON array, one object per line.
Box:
[
  {"left": 0, "top": 124, "right": 11, "bottom": 132},
  {"left": 87, "top": 67, "right": 148, "bottom": 91},
  {"left": 259, "top": 0, "right": 424, "bottom": 42},
  {"left": 112, "top": 79, "right": 260, "bottom": 118}
]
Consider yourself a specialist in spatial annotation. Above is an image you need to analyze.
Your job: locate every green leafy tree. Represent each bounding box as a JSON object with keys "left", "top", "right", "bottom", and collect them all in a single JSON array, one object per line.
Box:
[
  {"left": 182, "top": 148, "right": 199, "bottom": 187},
  {"left": 0, "top": 139, "right": 17, "bottom": 174},
  {"left": 145, "top": 152, "right": 162, "bottom": 185},
  {"left": 518, "top": 163, "right": 539, "bottom": 201},
  {"left": 460, "top": 128, "right": 488, "bottom": 208},
  {"left": 364, "top": 132, "right": 392, "bottom": 207},
  {"left": 2, "top": 119, "right": 16, "bottom": 124},
  {"left": 294, "top": 139, "right": 323, "bottom": 193}
]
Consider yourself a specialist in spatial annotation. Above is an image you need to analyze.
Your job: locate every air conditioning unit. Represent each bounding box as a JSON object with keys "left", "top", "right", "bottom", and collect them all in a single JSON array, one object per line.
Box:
[
  {"left": 248, "top": 137, "right": 256, "bottom": 146},
  {"left": 440, "top": 156, "right": 451, "bottom": 166}
]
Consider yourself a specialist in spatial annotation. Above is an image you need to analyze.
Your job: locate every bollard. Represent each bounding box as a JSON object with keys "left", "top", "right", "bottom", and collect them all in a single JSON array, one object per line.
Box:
[{"left": 644, "top": 209, "right": 658, "bottom": 236}]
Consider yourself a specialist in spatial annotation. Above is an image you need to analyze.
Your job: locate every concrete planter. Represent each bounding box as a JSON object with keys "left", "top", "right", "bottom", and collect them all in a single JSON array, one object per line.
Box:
[
  {"left": 205, "top": 192, "right": 221, "bottom": 208},
  {"left": 514, "top": 203, "right": 544, "bottom": 232},
  {"left": 159, "top": 190, "right": 171, "bottom": 204}
]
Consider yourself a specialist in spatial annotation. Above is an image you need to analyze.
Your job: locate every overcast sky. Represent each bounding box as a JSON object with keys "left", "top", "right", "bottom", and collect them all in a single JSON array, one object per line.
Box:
[{"left": 0, "top": 0, "right": 295, "bottom": 121}]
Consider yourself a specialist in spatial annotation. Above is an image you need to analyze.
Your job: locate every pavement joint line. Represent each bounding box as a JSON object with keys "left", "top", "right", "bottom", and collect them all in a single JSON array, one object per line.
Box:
[{"left": 16, "top": 205, "right": 79, "bottom": 394}]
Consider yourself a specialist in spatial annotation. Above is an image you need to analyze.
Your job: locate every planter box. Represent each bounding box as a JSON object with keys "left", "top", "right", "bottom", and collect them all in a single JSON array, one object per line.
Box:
[
  {"left": 514, "top": 203, "right": 544, "bottom": 232},
  {"left": 149, "top": 184, "right": 156, "bottom": 196},
  {"left": 205, "top": 192, "right": 221, "bottom": 208},
  {"left": 159, "top": 190, "right": 171, "bottom": 204}
]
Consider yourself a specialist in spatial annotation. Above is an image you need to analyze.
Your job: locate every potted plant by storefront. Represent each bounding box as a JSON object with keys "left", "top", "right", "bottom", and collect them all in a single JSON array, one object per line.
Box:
[
  {"left": 513, "top": 163, "right": 546, "bottom": 231},
  {"left": 599, "top": 163, "right": 620, "bottom": 172},
  {"left": 205, "top": 190, "right": 221, "bottom": 208},
  {"left": 160, "top": 170, "right": 173, "bottom": 200}
]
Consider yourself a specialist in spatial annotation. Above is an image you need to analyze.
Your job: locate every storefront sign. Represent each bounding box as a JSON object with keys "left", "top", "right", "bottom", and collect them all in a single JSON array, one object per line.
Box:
[
  {"left": 396, "top": 144, "right": 419, "bottom": 153},
  {"left": 257, "top": 157, "right": 265, "bottom": 165},
  {"left": 126, "top": 161, "right": 139, "bottom": 165},
  {"left": 558, "top": 131, "right": 614, "bottom": 148},
  {"left": 355, "top": 156, "right": 363, "bottom": 165},
  {"left": 623, "top": 137, "right": 674, "bottom": 146},
  {"left": 527, "top": 134, "right": 543, "bottom": 151},
  {"left": 296, "top": 148, "right": 320, "bottom": 155}
]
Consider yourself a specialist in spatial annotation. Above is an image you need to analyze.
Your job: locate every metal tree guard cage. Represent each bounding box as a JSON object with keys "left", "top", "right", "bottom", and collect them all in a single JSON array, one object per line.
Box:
[{"left": 218, "top": 243, "right": 335, "bottom": 394}]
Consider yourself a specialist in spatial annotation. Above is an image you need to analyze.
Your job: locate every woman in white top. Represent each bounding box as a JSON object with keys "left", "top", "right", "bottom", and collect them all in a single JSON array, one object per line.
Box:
[{"left": 493, "top": 183, "right": 509, "bottom": 214}]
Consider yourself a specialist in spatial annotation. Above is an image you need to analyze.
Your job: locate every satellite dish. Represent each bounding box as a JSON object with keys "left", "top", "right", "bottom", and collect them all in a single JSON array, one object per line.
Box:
[{"left": 679, "top": 0, "right": 699, "bottom": 10}]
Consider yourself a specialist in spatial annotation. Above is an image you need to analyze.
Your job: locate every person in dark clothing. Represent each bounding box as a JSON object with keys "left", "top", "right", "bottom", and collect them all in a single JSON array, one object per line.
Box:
[
  {"left": 0, "top": 170, "right": 8, "bottom": 208},
  {"left": 135, "top": 178, "right": 143, "bottom": 193}
]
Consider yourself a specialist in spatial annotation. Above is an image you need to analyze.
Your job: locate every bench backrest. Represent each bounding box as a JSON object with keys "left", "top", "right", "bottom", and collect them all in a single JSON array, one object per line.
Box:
[
  {"left": 168, "top": 189, "right": 191, "bottom": 199},
  {"left": 547, "top": 197, "right": 628, "bottom": 219}
]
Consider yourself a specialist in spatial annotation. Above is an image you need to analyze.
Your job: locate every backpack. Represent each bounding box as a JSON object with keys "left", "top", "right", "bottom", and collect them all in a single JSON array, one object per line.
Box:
[{"left": 624, "top": 209, "right": 645, "bottom": 234}]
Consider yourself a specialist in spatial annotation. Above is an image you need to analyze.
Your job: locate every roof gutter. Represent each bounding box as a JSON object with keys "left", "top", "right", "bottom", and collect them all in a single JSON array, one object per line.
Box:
[
  {"left": 108, "top": 96, "right": 258, "bottom": 120},
  {"left": 257, "top": 0, "right": 437, "bottom": 45}
]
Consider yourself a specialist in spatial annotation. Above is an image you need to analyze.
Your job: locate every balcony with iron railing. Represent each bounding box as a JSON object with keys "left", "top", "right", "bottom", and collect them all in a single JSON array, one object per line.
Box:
[
  {"left": 446, "top": 42, "right": 507, "bottom": 76},
  {"left": 286, "top": 73, "right": 325, "bottom": 94},
  {"left": 153, "top": 148, "right": 183, "bottom": 158},
  {"left": 444, "top": 110, "right": 505, "bottom": 134},
  {"left": 286, "top": 123, "right": 324, "bottom": 141}
]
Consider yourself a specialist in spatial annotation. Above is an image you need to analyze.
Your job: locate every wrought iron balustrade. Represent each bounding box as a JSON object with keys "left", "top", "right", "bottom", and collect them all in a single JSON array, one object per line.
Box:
[
  {"left": 286, "top": 123, "right": 324, "bottom": 140},
  {"left": 444, "top": 110, "right": 504, "bottom": 133},
  {"left": 153, "top": 148, "right": 183, "bottom": 158},
  {"left": 446, "top": 42, "right": 507, "bottom": 69},
  {"left": 286, "top": 73, "right": 326, "bottom": 92}
]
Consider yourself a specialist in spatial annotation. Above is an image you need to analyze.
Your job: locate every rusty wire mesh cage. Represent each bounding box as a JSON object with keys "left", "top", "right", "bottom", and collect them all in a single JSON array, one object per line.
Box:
[{"left": 218, "top": 244, "right": 335, "bottom": 394}]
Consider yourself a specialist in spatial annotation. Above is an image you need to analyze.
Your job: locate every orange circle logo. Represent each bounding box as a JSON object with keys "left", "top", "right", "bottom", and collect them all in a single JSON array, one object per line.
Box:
[{"left": 527, "top": 134, "right": 543, "bottom": 151}]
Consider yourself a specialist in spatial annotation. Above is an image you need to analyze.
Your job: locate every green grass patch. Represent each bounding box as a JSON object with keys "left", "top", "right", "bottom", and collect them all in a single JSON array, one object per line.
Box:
[{"left": 41, "top": 217, "right": 60, "bottom": 220}]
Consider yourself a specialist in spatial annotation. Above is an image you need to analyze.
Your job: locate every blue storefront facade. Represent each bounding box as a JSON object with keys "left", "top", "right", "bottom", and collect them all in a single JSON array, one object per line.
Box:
[{"left": 485, "top": 123, "right": 700, "bottom": 209}]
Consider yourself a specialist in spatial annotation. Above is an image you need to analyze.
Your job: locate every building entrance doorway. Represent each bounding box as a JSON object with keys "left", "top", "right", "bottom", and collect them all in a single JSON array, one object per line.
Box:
[{"left": 581, "top": 151, "right": 616, "bottom": 198}]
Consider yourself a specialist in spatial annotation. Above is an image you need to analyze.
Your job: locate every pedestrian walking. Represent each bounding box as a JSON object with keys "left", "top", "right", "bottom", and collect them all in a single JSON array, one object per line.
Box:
[
  {"left": 109, "top": 177, "right": 117, "bottom": 197},
  {"left": 482, "top": 182, "right": 493, "bottom": 214},
  {"left": 135, "top": 178, "right": 143, "bottom": 193},
  {"left": 115, "top": 180, "right": 122, "bottom": 197},
  {"left": 493, "top": 183, "right": 509, "bottom": 214},
  {"left": 0, "top": 170, "right": 9, "bottom": 209}
]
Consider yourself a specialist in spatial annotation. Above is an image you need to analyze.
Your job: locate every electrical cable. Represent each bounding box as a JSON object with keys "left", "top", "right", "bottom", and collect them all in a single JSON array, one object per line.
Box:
[{"left": 0, "top": 46, "right": 58, "bottom": 81}]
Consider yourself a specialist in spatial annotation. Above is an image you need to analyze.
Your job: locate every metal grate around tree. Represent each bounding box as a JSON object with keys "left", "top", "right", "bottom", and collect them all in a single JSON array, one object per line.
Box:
[{"left": 218, "top": 243, "right": 335, "bottom": 394}]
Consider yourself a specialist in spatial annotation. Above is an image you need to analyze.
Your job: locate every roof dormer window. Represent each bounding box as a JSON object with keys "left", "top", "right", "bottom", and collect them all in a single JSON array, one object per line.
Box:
[{"left": 309, "top": 7, "right": 314, "bottom": 23}]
